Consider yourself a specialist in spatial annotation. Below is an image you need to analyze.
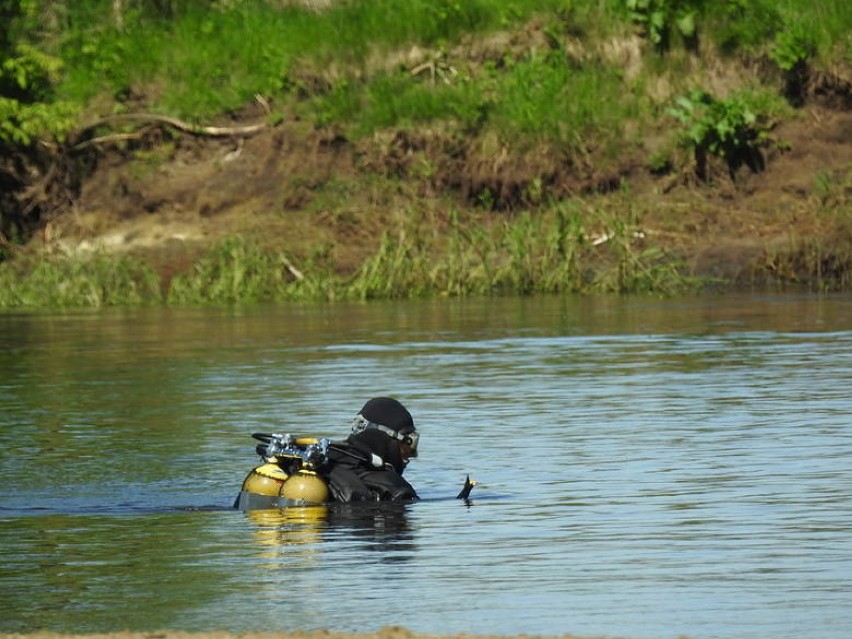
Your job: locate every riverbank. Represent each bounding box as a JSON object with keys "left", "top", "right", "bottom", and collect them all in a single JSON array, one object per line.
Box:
[
  {"left": 1, "top": 2, "right": 850, "bottom": 305},
  {"left": 2, "top": 99, "right": 848, "bottom": 307}
]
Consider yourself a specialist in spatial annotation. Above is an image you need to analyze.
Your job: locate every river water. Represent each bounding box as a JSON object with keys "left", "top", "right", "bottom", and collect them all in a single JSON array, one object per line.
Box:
[{"left": 1, "top": 294, "right": 851, "bottom": 639}]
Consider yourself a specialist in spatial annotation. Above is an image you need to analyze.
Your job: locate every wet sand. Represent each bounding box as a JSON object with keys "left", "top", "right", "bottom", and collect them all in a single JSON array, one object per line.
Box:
[{"left": 0, "top": 629, "right": 596, "bottom": 639}]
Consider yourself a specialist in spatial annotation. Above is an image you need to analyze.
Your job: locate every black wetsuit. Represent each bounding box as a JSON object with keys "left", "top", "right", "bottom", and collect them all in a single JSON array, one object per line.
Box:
[{"left": 323, "top": 429, "right": 417, "bottom": 502}]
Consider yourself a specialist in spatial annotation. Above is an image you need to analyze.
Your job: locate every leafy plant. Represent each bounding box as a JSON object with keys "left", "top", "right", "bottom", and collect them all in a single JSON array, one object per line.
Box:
[
  {"left": 667, "top": 89, "right": 770, "bottom": 178},
  {"left": 0, "top": 43, "right": 79, "bottom": 144},
  {"left": 626, "top": 0, "right": 698, "bottom": 50},
  {"left": 771, "top": 26, "right": 815, "bottom": 72},
  {"left": 770, "top": 25, "right": 816, "bottom": 105},
  {"left": 0, "top": 96, "right": 78, "bottom": 144}
]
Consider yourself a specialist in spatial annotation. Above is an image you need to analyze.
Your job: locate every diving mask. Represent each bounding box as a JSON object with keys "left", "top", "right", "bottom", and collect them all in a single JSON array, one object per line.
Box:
[{"left": 351, "top": 415, "right": 419, "bottom": 458}]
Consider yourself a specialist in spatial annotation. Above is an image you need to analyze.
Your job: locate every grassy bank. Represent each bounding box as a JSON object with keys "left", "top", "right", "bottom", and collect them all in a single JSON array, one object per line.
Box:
[
  {"left": 30, "top": 0, "right": 841, "bottom": 186},
  {"left": 3, "top": 188, "right": 850, "bottom": 308},
  {"left": 0, "top": 198, "right": 701, "bottom": 307},
  {"left": 1, "top": 1, "right": 850, "bottom": 306}
]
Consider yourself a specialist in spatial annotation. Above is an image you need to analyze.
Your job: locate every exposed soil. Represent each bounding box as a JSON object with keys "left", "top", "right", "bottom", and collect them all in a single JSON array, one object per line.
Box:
[{"left": 30, "top": 55, "right": 852, "bottom": 291}]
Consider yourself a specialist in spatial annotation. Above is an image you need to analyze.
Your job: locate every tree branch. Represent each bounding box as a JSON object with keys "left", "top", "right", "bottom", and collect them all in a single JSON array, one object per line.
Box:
[{"left": 78, "top": 113, "right": 268, "bottom": 143}]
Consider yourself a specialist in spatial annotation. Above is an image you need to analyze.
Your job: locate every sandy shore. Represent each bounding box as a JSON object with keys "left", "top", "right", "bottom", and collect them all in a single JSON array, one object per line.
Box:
[{"left": 0, "top": 629, "right": 598, "bottom": 639}]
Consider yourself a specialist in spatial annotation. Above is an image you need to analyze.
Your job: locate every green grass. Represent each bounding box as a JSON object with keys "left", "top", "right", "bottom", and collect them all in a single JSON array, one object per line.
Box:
[
  {"left": 311, "top": 71, "right": 488, "bottom": 133},
  {"left": 3, "top": 0, "right": 850, "bottom": 305},
  {"left": 57, "top": 0, "right": 575, "bottom": 118},
  {"left": 5, "top": 184, "right": 851, "bottom": 308},
  {"left": 774, "top": 0, "right": 852, "bottom": 62},
  {"left": 43, "top": 0, "right": 849, "bottom": 151},
  {"left": 165, "top": 237, "right": 335, "bottom": 304},
  {"left": 0, "top": 251, "right": 160, "bottom": 308},
  {"left": 490, "top": 54, "right": 634, "bottom": 150},
  {"left": 309, "top": 49, "right": 635, "bottom": 157},
  {"left": 35, "top": 0, "right": 852, "bottom": 122},
  {"left": 0, "top": 201, "right": 707, "bottom": 308}
]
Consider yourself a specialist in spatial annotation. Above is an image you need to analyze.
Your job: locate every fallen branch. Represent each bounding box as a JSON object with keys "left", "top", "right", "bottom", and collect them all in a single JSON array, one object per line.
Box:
[
  {"left": 71, "top": 129, "right": 155, "bottom": 151},
  {"left": 281, "top": 254, "right": 305, "bottom": 281},
  {"left": 79, "top": 112, "right": 268, "bottom": 142}
]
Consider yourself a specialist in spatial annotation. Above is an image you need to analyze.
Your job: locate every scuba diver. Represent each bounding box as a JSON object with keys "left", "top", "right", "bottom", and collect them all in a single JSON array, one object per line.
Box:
[
  {"left": 323, "top": 397, "right": 419, "bottom": 502},
  {"left": 237, "top": 396, "right": 476, "bottom": 510}
]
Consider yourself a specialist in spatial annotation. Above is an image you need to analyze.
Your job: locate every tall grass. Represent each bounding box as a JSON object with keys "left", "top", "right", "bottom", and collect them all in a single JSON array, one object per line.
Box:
[
  {"left": 755, "top": 168, "right": 852, "bottom": 291},
  {"left": 0, "top": 202, "right": 707, "bottom": 308},
  {"left": 6, "top": 186, "right": 851, "bottom": 308},
  {"left": 165, "top": 237, "right": 334, "bottom": 304},
  {"left": 345, "top": 201, "right": 700, "bottom": 300},
  {"left": 0, "top": 251, "right": 160, "bottom": 308},
  {"left": 773, "top": 0, "right": 852, "bottom": 61}
]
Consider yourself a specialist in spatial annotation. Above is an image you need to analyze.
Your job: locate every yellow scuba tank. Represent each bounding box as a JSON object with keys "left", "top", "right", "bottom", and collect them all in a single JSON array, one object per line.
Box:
[
  {"left": 237, "top": 433, "right": 331, "bottom": 509},
  {"left": 241, "top": 462, "right": 288, "bottom": 497},
  {"left": 279, "top": 470, "right": 330, "bottom": 504}
]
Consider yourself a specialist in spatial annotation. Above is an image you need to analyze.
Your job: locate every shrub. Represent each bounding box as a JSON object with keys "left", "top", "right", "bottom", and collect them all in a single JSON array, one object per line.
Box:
[
  {"left": 0, "top": 44, "right": 79, "bottom": 144},
  {"left": 626, "top": 0, "right": 699, "bottom": 50},
  {"left": 667, "top": 89, "right": 771, "bottom": 179},
  {"left": 771, "top": 27, "right": 816, "bottom": 72}
]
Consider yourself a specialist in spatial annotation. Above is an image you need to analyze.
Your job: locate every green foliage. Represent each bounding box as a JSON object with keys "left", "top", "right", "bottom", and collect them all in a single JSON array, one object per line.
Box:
[
  {"left": 491, "top": 53, "right": 630, "bottom": 150},
  {"left": 309, "top": 79, "right": 358, "bottom": 128},
  {"left": 0, "top": 205, "right": 700, "bottom": 308},
  {"left": 667, "top": 89, "right": 769, "bottom": 163},
  {"left": 0, "top": 251, "right": 161, "bottom": 308},
  {"left": 771, "top": 26, "right": 816, "bottom": 71},
  {"left": 317, "top": 0, "right": 566, "bottom": 51},
  {"left": 63, "top": 31, "right": 133, "bottom": 99},
  {"left": 167, "top": 237, "right": 288, "bottom": 304},
  {"left": 707, "top": 0, "right": 850, "bottom": 63},
  {"left": 166, "top": 237, "right": 330, "bottom": 304},
  {"left": 0, "top": 43, "right": 79, "bottom": 144},
  {"left": 0, "top": 95, "right": 78, "bottom": 143},
  {"left": 775, "top": 0, "right": 852, "bottom": 64},
  {"left": 626, "top": 0, "right": 699, "bottom": 49},
  {"left": 706, "top": 0, "right": 782, "bottom": 52},
  {"left": 2, "top": 43, "right": 63, "bottom": 98},
  {"left": 348, "top": 230, "right": 433, "bottom": 300},
  {"left": 312, "top": 69, "right": 488, "bottom": 134},
  {"left": 55, "top": 0, "right": 568, "bottom": 119},
  {"left": 312, "top": 50, "right": 631, "bottom": 155},
  {"left": 345, "top": 203, "right": 698, "bottom": 299},
  {"left": 3, "top": 0, "right": 850, "bottom": 132}
]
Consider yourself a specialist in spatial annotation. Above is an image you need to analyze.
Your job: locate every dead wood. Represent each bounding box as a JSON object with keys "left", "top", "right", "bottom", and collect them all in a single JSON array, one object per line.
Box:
[{"left": 79, "top": 113, "right": 268, "bottom": 142}]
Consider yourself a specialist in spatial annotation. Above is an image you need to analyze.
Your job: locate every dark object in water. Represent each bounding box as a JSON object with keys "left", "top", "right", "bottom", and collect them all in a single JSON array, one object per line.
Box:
[
  {"left": 457, "top": 474, "right": 477, "bottom": 500},
  {"left": 236, "top": 432, "right": 476, "bottom": 509}
]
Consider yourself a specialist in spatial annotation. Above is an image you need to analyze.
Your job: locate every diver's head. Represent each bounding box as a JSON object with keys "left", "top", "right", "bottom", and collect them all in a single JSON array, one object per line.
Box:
[{"left": 351, "top": 397, "right": 419, "bottom": 467}]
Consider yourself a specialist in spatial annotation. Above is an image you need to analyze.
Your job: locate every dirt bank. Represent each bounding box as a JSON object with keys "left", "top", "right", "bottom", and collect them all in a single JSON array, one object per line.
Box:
[
  {"left": 44, "top": 100, "right": 849, "bottom": 289},
  {"left": 16, "top": 32, "right": 850, "bottom": 293}
]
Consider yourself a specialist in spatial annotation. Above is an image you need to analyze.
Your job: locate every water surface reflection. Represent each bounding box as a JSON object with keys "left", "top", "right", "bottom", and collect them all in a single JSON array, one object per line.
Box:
[{"left": 1, "top": 294, "right": 851, "bottom": 639}]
